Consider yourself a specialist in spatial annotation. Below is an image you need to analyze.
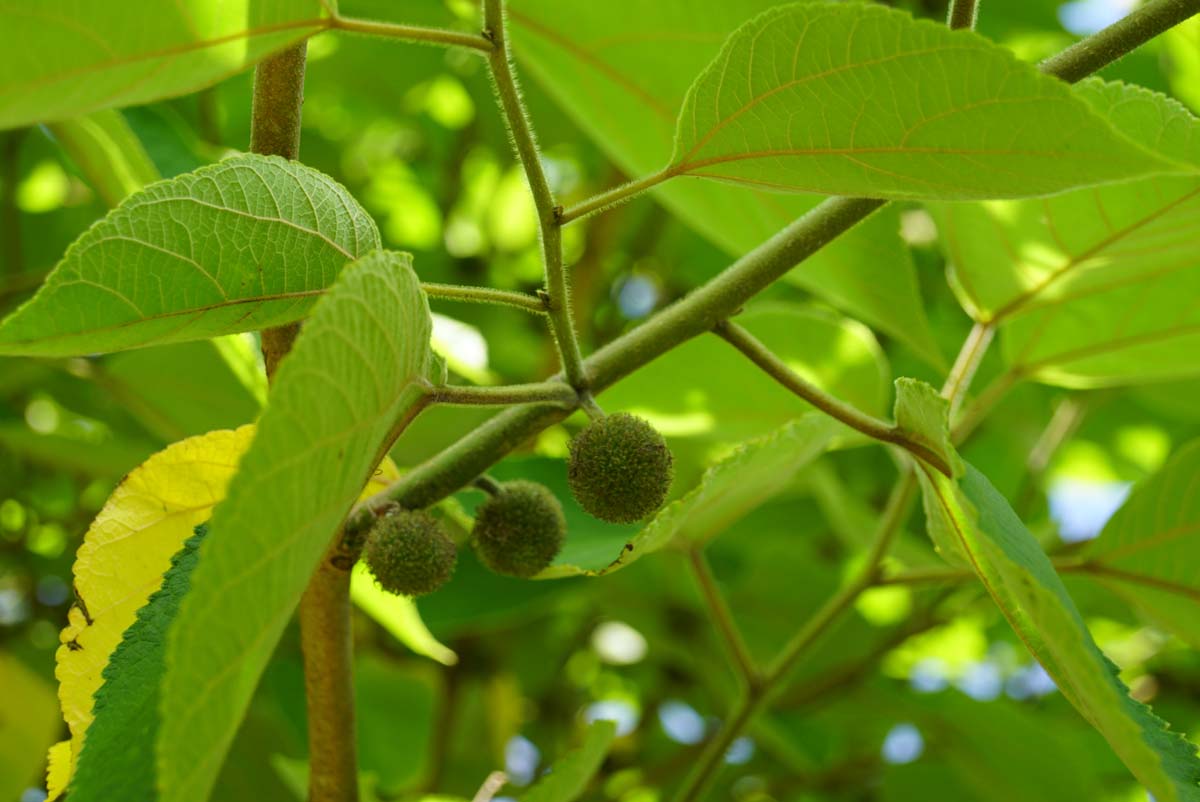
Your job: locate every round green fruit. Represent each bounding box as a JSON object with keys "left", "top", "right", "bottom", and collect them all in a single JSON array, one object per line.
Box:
[
  {"left": 567, "top": 412, "right": 673, "bottom": 523},
  {"left": 364, "top": 508, "right": 456, "bottom": 597},
  {"left": 473, "top": 480, "right": 566, "bottom": 578}
]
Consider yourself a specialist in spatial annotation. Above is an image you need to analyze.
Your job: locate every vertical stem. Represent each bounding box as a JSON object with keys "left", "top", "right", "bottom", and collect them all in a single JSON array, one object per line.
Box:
[
  {"left": 946, "top": 0, "right": 980, "bottom": 30},
  {"left": 482, "top": 0, "right": 589, "bottom": 392},
  {"left": 252, "top": 44, "right": 307, "bottom": 381},
  {"left": 250, "top": 43, "right": 359, "bottom": 802},
  {"left": 940, "top": 322, "right": 993, "bottom": 412},
  {"left": 1, "top": 129, "right": 24, "bottom": 278}
]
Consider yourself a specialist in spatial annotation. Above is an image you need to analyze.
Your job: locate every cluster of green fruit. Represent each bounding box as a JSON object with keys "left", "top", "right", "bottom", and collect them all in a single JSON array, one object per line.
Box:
[{"left": 365, "top": 413, "right": 673, "bottom": 597}]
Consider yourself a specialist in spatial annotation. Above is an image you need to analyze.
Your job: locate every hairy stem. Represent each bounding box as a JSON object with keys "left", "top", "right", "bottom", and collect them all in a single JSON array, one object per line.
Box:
[
  {"left": 1040, "top": 0, "right": 1200, "bottom": 83},
  {"left": 482, "top": 0, "right": 589, "bottom": 391},
  {"left": 426, "top": 380, "right": 579, "bottom": 408},
  {"left": 252, "top": 44, "right": 359, "bottom": 802},
  {"left": 422, "top": 282, "right": 548, "bottom": 314},
  {"left": 331, "top": 15, "right": 494, "bottom": 52},
  {"left": 341, "top": 0, "right": 1190, "bottom": 547},
  {"left": 946, "top": 0, "right": 980, "bottom": 30},
  {"left": 687, "top": 548, "right": 760, "bottom": 687},
  {"left": 714, "top": 320, "right": 954, "bottom": 476},
  {"left": 558, "top": 168, "right": 672, "bottom": 225}
]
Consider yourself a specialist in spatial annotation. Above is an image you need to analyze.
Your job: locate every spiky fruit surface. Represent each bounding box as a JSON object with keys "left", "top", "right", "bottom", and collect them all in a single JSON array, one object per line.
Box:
[
  {"left": 567, "top": 412, "right": 673, "bottom": 523},
  {"left": 364, "top": 508, "right": 456, "bottom": 597},
  {"left": 473, "top": 480, "right": 566, "bottom": 578}
]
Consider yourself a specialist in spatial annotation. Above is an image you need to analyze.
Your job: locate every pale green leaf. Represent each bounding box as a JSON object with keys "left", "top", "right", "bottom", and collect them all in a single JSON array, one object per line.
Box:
[
  {"left": 933, "top": 172, "right": 1200, "bottom": 387},
  {"left": 1165, "top": 16, "right": 1200, "bottom": 115},
  {"left": 49, "top": 110, "right": 160, "bottom": 207},
  {"left": 1074, "top": 79, "right": 1200, "bottom": 170},
  {"left": 510, "top": 0, "right": 942, "bottom": 365},
  {"left": 1074, "top": 439, "right": 1200, "bottom": 647},
  {"left": 893, "top": 378, "right": 964, "bottom": 478},
  {"left": 919, "top": 463, "right": 1200, "bottom": 802},
  {"left": 670, "top": 3, "right": 1171, "bottom": 200},
  {"left": 556, "top": 416, "right": 839, "bottom": 578},
  {"left": 350, "top": 563, "right": 458, "bottom": 666},
  {"left": 521, "top": 719, "right": 616, "bottom": 802},
  {"left": 0, "top": 1, "right": 330, "bottom": 129},
  {"left": 0, "top": 154, "right": 380, "bottom": 357},
  {"left": 157, "top": 250, "right": 431, "bottom": 802}
]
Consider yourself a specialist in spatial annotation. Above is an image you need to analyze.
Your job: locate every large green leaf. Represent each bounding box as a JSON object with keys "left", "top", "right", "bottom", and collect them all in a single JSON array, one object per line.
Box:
[
  {"left": 510, "top": 0, "right": 942, "bottom": 365},
  {"left": 919, "top": 463, "right": 1200, "bottom": 802},
  {"left": 155, "top": 250, "right": 431, "bottom": 802},
  {"left": 0, "top": 154, "right": 380, "bottom": 357},
  {"left": 668, "top": 3, "right": 1173, "bottom": 201},
  {"left": 934, "top": 175, "right": 1200, "bottom": 387},
  {"left": 0, "top": 1, "right": 330, "bottom": 129},
  {"left": 521, "top": 720, "right": 616, "bottom": 802},
  {"left": 1073, "top": 439, "right": 1200, "bottom": 647}
]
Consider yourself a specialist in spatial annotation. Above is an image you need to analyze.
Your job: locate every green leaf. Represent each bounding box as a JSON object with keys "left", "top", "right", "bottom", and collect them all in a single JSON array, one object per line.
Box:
[
  {"left": 599, "top": 303, "right": 889, "bottom": 448},
  {"left": 350, "top": 563, "right": 458, "bottom": 666},
  {"left": 559, "top": 415, "right": 839, "bottom": 578},
  {"left": 893, "top": 378, "right": 964, "bottom": 478},
  {"left": 0, "top": 655, "right": 60, "bottom": 802},
  {"left": 520, "top": 719, "right": 616, "bottom": 802},
  {"left": 1073, "top": 79, "right": 1200, "bottom": 170},
  {"left": 156, "top": 250, "right": 431, "bottom": 802},
  {"left": 509, "top": 0, "right": 942, "bottom": 365},
  {"left": 1074, "top": 439, "right": 1200, "bottom": 647},
  {"left": 670, "top": 3, "right": 1171, "bottom": 200},
  {"left": 49, "top": 110, "right": 160, "bottom": 207},
  {"left": 933, "top": 171, "right": 1200, "bottom": 387},
  {"left": 0, "top": 2, "right": 330, "bottom": 129},
  {"left": 0, "top": 154, "right": 380, "bottom": 357},
  {"left": 68, "top": 525, "right": 207, "bottom": 802},
  {"left": 919, "top": 463, "right": 1200, "bottom": 802},
  {"left": 1165, "top": 16, "right": 1200, "bottom": 114}
]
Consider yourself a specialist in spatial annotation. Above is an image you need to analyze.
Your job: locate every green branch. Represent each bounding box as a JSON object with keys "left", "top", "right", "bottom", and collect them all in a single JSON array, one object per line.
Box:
[
  {"left": 482, "top": 0, "right": 589, "bottom": 391},
  {"left": 687, "top": 548, "right": 760, "bottom": 687},
  {"left": 342, "top": 0, "right": 1192, "bottom": 550},
  {"left": 422, "top": 282, "right": 547, "bottom": 315},
  {"left": 714, "top": 320, "right": 954, "bottom": 476},
  {"left": 558, "top": 168, "right": 672, "bottom": 225},
  {"left": 330, "top": 15, "right": 494, "bottom": 53},
  {"left": 1041, "top": 0, "right": 1200, "bottom": 83},
  {"left": 425, "top": 380, "right": 579, "bottom": 408}
]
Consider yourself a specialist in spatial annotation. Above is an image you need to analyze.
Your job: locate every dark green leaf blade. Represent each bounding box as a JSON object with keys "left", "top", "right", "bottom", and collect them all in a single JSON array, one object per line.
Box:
[
  {"left": 521, "top": 719, "right": 616, "bottom": 802},
  {"left": 920, "top": 463, "right": 1200, "bottom": 802}
]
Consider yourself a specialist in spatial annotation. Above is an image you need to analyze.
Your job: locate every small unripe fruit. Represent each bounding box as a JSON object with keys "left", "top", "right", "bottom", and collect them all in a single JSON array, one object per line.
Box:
[
  {"left": 364, "top": 508, "right": 456, "bottom": 597},
  {"left": 568, "top": 412, "right": 673, "bottom": 523},
  {"left": 473, "top": 480, "right": 566, "bottom": 578}
]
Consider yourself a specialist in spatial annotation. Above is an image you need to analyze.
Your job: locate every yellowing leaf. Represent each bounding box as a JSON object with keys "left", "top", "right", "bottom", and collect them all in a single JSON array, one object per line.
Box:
[
  {"left": 53, "top": 426, "right": 255, "bottom": 792},
  {"left": 50, "top": 423, "right": 402, "bottom": 795}
]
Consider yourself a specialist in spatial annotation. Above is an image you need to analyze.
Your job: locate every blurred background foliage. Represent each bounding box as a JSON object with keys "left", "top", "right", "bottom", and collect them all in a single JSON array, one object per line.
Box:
[{"left": 2, "top": 0, "right": 1199, "bottom": 801}]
